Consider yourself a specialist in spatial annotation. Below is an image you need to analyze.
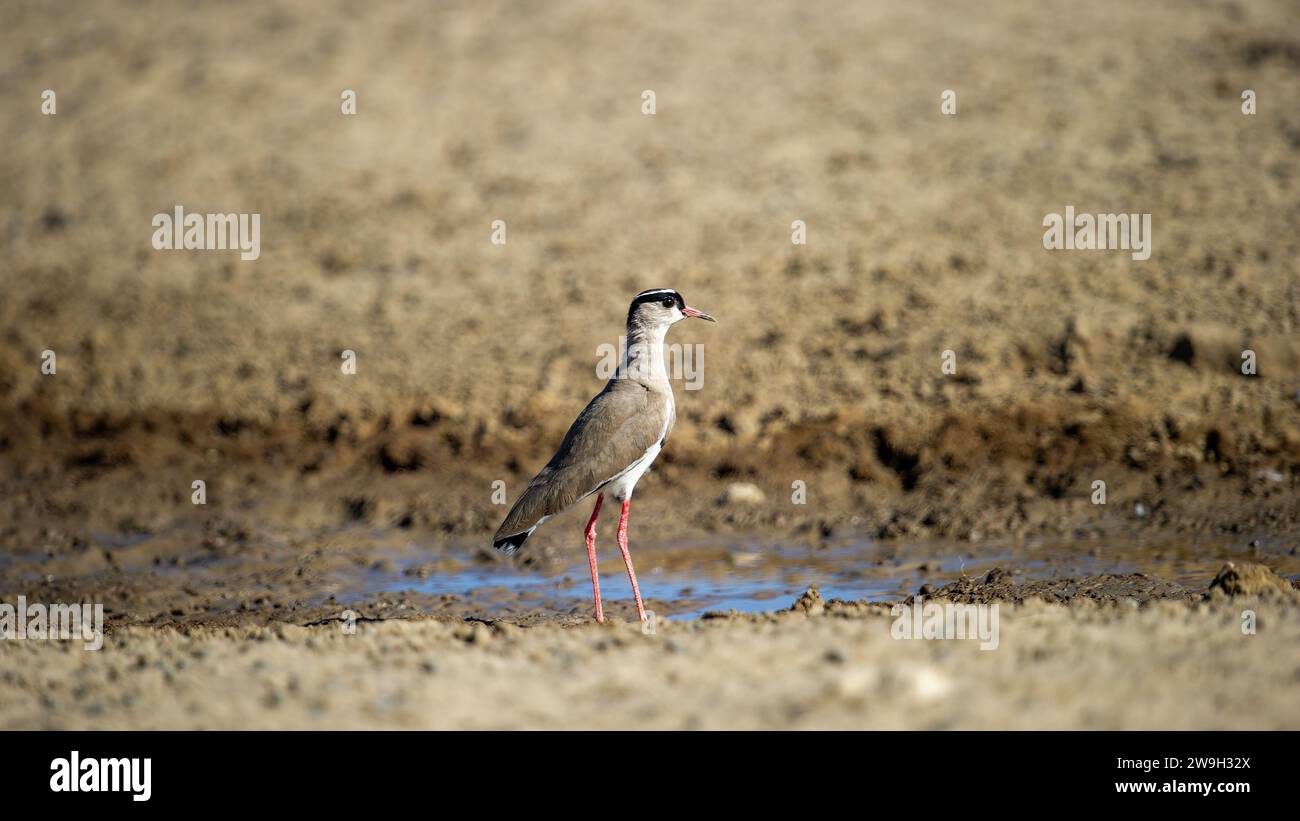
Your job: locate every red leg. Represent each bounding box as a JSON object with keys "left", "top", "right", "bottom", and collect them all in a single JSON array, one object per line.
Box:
[
  {"left": 585, "top": 495, "right": 604, "bottom": 623},
  {"left": 616, "top": 499, "right": 647, "bottom": 622}
]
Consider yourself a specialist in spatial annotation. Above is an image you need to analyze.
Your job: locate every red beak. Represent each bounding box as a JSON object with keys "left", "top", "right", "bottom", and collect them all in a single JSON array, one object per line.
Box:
[{"left": 682, "top": 305, "right": 716, "bottom": 322}]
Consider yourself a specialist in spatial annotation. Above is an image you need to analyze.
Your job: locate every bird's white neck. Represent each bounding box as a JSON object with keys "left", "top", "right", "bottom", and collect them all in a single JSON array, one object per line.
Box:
[{"left": 618, "top": 321, "right": 673, "bottom": 388}]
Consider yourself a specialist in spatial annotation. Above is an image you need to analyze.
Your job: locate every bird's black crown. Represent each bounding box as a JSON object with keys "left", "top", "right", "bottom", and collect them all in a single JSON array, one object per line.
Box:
[{"left": 628, "top": 288, "right": 685, "bottom": 324}]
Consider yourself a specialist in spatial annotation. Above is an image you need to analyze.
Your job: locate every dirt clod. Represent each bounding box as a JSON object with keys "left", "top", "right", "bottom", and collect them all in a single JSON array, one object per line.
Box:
[
  {"left": 1209, "top": 563, "right": 1297, "bottom": 598},
  {"left": 791, "top": 588, "right": 826, "bottom": 615}
]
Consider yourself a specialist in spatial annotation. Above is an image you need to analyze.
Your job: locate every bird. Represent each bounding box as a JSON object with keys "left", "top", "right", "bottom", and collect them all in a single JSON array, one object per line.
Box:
[{"left": 492, "top": 288, "right": 716, "bottom": 622}]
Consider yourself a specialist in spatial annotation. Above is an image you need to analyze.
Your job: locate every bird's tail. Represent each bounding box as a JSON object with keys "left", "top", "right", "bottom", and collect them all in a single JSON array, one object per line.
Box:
[
  {"left": 493, "top": 482, "right": 550, "bottom": 554},
  {"left": 492, "top": 528, "right": 533, "bottom": 555}
]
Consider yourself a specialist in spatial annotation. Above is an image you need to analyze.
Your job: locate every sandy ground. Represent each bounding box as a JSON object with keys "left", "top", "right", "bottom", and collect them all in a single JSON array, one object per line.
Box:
[
  {"left": 2, "top": 0, "right": 1300, "bottom": 729},
  {"left": 4, "top": 583, "right": 1298, "bottom": 730},
  {"left": 3, "top": 562, "right": 1298, "bottom": 729}
]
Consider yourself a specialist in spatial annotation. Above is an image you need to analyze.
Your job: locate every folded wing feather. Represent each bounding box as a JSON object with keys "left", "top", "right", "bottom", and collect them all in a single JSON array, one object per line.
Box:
[{"left": 493, "top": 379, "right": 673, "bottom": 549}]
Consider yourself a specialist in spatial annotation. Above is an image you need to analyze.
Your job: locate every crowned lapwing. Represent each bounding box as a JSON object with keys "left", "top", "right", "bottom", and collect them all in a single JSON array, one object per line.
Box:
[{"left": 493, "top": 289, "right": 716, "bottom": 622}]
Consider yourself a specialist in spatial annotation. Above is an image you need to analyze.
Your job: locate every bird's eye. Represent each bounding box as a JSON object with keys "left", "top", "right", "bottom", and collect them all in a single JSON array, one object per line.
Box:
[{"left": 661, "top": 297, "right": 675, "bottom": 308}]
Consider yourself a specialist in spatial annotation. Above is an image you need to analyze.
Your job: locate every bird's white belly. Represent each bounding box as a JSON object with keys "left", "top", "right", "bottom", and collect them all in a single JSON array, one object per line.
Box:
[{"left": 603, "top": 440, "right": 662, "bottom": 502}]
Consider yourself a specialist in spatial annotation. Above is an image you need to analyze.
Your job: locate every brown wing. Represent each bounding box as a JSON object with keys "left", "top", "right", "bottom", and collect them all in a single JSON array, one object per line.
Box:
[{"left": 493, "top": 380, "right": 672, "bottom": 549}]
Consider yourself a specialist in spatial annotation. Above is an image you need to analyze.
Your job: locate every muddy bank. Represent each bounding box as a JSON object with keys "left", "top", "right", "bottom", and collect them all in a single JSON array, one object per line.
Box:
[
  {"left": 3, "top": 389, "right": 1299, "bottom": 607},
  {"left": 3, "top": 498, "right": 1297, "bottom": 633},
  {"left": 3, "top": 395, "right": 1300, "bottom": 557}
]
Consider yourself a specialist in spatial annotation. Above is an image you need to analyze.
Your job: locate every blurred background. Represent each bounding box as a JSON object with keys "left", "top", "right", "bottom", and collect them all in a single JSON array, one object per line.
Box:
[{"left": 1, "top": 0, "right": 1298, "bottom": 573}]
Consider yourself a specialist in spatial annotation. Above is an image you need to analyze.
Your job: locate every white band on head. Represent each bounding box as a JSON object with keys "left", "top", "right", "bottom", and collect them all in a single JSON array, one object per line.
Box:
[{"left": 634, "top": 288, "right": 677, "bottom": 300}]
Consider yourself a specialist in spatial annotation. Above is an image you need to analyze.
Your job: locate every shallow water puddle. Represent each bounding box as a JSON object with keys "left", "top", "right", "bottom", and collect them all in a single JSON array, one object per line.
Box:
[{"left": 359, "top": 533, "right": 1300, "bottom": 620}]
